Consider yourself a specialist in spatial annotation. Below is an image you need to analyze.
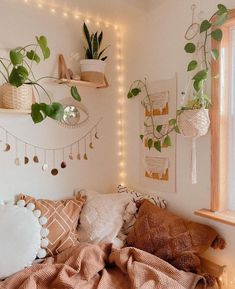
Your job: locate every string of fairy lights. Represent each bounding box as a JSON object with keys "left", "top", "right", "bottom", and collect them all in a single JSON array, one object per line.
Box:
[{"left": 11, "top": 0, "right": 126, "bottom": 184}]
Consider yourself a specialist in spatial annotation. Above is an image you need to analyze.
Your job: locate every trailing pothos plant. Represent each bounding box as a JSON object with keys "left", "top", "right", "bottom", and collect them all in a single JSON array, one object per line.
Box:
[
  {"left": 83, "top": 22, "right": 109, "bottom": 60},
  {"left": 182, "top": 3, "right": 229, "bottom": 111},
  {"left": 127, "top": 79, "right": 180, "bottom": 152},
  {"left": 0, "top": 35, "right": 81, "bottom": 123}
]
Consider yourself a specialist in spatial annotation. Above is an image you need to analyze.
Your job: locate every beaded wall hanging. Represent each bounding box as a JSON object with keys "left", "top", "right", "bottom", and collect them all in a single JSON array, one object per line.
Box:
[{"left": 0, "top": 118, "right": 102, "bottom": 176}]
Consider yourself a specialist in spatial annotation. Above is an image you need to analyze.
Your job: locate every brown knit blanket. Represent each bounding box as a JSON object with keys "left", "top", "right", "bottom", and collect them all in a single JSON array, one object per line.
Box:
[{"left": 0, "top": 243, "right": 205, "bottom": 289}]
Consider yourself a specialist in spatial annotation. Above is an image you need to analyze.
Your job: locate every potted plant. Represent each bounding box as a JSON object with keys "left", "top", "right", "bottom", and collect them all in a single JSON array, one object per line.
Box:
[
  {"left": 178, "top": 4, "right": 229, "bottom": 138},
  {"left": 80, "top": 22, "right": 109, "bottom": 84},
  {"left": 0, "top": 35, "right": 81, "bottom": 123}
]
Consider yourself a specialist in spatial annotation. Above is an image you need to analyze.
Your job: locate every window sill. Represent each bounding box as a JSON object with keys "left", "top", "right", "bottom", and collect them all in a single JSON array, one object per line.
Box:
[{"left": 195, "top": 209, "right": 235, "bottom": 227}]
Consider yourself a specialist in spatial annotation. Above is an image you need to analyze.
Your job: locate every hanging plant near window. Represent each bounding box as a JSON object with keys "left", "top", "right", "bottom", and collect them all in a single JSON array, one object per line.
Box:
[
  {"left": 127, "top": 79, "right": 180, "bottom": 152},
  {"left": 178, "top": 4, "right": 229, "bottom": 138}
]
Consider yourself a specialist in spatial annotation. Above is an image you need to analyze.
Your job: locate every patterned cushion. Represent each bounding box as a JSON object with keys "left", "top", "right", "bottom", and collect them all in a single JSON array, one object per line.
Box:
[
  {"left": 117, "top": 185, "right": 167, "bottom": 236},
  {"left": 17, "top": 194, "right": 86, "bottom": 256},
  {"left": 127, "top": 200, "right": 225, "bottom": 273}
]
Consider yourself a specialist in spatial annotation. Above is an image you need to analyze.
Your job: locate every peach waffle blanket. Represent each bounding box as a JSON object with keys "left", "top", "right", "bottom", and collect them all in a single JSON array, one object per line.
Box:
[{"left": 0, "top": 243, "right": 205, "bottom": 289}]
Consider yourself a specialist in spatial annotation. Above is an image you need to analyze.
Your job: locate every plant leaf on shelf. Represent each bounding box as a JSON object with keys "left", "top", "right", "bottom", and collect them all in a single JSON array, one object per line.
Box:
[
  {"left": 36, "top": 36, "right": 50, "bottom": 59},
  {"left": 200, "top": 20, "right": 212, "bottom": 33},
  {"left": 9, "top": 66, "right": 29, "bottom": 87},
  {"left": 187, "top": 60, "right": 198, "bottom": 71},
  {"left": 31, "top": 103, "right": 45, "bottom": 123},
  {"left": 217, "top": 4, "right": 228, "bottom": 15},
  {"left": 26, "top": 50, "right": 41, "bottom": 64},
  {"left": 174, "top": 125, "right": 181, "bottom": 134},
  {"left": 71, "top": 86, "right": 81, "bottom": 102},
  {"left": 101, "top": 56, "right": 107, "bottom": 61},
  {"left": 9, "top": 50, "right": 23, "bottom": 66},
  {"left": 211, "top": 29, "right": 223, "bottom": 41},
  {"left": 98, "top": 31, "right": 103, "bottom": 46},
  {"left": 184, "top": 43, "right": 196, "bottom": 53},
  {"left": 140, "top": 134, "right": 144, "bottom": 141},
  {"left": 92, "top": 32, "right": 99, "bottom": 59},
  {"left": 47, "top": 102, "right": 64, "bottom": 120},
  {"left": 83, "top": 22, "right": 92, "bottom": 54}
]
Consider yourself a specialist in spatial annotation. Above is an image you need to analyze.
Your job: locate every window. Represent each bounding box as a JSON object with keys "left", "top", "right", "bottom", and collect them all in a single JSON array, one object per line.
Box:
[{"left": 195, "top": 10, "right": 235, "bottom": 226}]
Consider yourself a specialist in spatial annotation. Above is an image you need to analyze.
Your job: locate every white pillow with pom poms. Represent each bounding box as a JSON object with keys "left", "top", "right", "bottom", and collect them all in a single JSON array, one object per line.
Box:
[{"left": 0, "top": 201, "right": 48, "bottom": 279}]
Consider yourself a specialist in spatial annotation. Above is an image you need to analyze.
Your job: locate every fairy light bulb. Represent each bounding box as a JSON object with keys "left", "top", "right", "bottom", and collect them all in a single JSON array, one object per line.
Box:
[
  {"left": 38, "top": 3, "right": 42, "bottom": 8},
  {"left": 51, "top": 8, "right": 56, "bottom": 13},
  {"left": 63, "top": 12, "right": 68, "bottom": 17}
]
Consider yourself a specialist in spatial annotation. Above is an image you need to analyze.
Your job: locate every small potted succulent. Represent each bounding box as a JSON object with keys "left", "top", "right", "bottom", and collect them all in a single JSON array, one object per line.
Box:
[
  {"left": 80, "top": 22, "right": 109, "bottom": 84},
  {"left": 0, "top": 35, "right": 81, "bottom": 123},
  {"left": 178, "top": 4, "right": 229, "bottom": 138}
]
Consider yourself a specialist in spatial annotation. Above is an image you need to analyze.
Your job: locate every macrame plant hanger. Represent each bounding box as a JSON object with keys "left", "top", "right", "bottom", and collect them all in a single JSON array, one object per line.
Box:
[{"left": 179, "top": 4, "right": 210, "bottom": 184}]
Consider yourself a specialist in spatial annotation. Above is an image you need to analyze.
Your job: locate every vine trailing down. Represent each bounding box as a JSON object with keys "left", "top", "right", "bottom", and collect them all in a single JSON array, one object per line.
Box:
[
  {"left": 127, "top": 79, "right": 180, "bottom": 153},
  {"left": 0, "top": 35, "right": 81, "bottom": 124},
  {"left": 183, "top": 3, "right": 229, "bottom": 110},
  {"left": 127, "top": 4, "right": 229, "bottom": 153}
]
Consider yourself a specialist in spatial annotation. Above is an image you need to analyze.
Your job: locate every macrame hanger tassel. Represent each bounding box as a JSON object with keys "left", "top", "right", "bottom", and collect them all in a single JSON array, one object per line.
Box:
[{"left": 191, "top": 137, "right": 197, "bottom": 184}]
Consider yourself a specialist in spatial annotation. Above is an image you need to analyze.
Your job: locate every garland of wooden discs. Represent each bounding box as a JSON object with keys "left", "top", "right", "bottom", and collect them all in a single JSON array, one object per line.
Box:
[{"left": 0, "top": 118, "right": 102, "bottom": 176}]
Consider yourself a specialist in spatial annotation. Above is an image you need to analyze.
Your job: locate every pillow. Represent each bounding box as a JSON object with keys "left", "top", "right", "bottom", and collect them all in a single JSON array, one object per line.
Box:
[
  {"left": 16, "top": 194, "right": 86, "bottom": 256},
  {"left": 0, "top": 202, "right": 47, "bottom": 279},
  {"left": 117, "top": 185, "right": 167, "bottom": 235},
  {"left": 77, "top": 190, "right": 130, "bottom": 245},
  {"left": 127, "top": 200, "right": 226, "bottom": 273}
]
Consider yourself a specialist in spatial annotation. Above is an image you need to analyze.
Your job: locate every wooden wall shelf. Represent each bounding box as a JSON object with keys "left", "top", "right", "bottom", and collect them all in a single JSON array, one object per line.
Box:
[
  {"left": 0, "top": 108, "right": 31, "bottom": 114},
  {"left": 57, "top": 78, "right": 108, "bottom": 89}
]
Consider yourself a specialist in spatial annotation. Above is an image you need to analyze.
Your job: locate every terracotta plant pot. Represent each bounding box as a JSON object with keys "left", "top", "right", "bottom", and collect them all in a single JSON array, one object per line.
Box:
[{"left": 80, "top": 59, "right": 106, "bottom": 84}]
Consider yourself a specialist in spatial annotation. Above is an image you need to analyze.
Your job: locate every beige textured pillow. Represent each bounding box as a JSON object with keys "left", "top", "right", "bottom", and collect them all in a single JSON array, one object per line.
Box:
[{"left": 17, "top": 194, "right": 86, "bottom": 256}]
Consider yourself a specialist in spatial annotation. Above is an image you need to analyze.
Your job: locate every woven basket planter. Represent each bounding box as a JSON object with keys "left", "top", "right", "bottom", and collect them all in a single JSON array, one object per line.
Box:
[
  {"left": 1, "top": 83, "right": 35, "bottom": 110},
  {"left": 178, "top": 108, "right": 210, "bottom": 138},
  {"left": 80, "top": 59, "right": 106, "bottom": 84}
]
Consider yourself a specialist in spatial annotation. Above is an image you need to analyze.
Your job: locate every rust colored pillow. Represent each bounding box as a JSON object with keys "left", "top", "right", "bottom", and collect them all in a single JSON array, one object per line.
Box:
[
  {"left": 127, "top": 200, "right": 225, "bottom": 274},
  {"left": 17, "top": 194, "right": 86, "bottom": 256}
]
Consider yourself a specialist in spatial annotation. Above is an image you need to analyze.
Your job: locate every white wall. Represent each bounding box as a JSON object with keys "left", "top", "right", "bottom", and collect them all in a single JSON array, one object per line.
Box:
[
  {"left": 0, "top": 0, "right": 134, "bottom": 200},
  {"left": 124, "top": 0, "right": 235, "bottom": 287}
]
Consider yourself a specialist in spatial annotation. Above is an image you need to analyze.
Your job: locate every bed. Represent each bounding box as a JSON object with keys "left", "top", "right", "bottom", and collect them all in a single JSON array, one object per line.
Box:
[{"left": 0, "top": 187, "right": 226, "bottom": 289}]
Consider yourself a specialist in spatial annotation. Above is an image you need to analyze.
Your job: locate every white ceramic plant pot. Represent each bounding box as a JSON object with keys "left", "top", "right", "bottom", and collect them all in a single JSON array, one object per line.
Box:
[
  {"left": 1, "top": 83, "right": 35, "bottom": 110},
  {"left": 80, "top": 59, "right": 106, "bottom": 84},
  {"left": 178, "top": 108, "right": 210, "bottom": 138}
]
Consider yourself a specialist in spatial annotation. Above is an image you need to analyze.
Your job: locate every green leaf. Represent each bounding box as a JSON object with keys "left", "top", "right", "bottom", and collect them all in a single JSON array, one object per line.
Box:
[
  {"left": 187, "top": 60, "right": 198, "bottom": 71},
  {"left": 147, "top": 138, "right": 153, "bottom": 149},
  {"left": 9, "top": 66, "right": 29, "bottom": 87},
  {"left": 92, "top": 32, "right": 99, "bottom": 59},
  {"left": 71, "top": 86, "right": 81, "bottom": 102},
  {"left": 9, "top": 50, "right": 23, "bottom": 66},
  {"left": 169, "top": 118, "right": 176, "bottom": 126},
  {"left": 47, "top": 102, "right": 64, "bottom": 120},
  {"left": 131, "top": 88, "right": 141, "bottom": 96},
  {"left": 215, "top": 13, "right": 228, "bottom": 26},
  {"left": 184, "top": 43, "right": 196, "bottom": 53},
  {"left": 101, "top": 56, "right": 107, "bottom": 61},
  {"left": 163, "top": 136, "right": 172, "bottom": 147},
  {"left": 217, "top": 4, "right": 228, "bottom": 15},
  {"left": 193, "top": 79, "right": 203, "bottom": 92},
  {"left": 154, "top": 141, "right": 161, "bottom": 152},
  {"left": 211, "top": 48, "right": 219, "bottom": 61},
  {"left": 83, "top": 22, "right": 92, "bottom": 56},
  {"left": 156, "top": 125, "right": 163, "bottom": 133},
  {"left": 26, "top": 50, "right": 40, "bottom": 63},
  {"left": 211, "top": 29, "right": 223, "bottom": 41},
  {"left": 193, "top": 69, "right": 208, "bottom": 81},
  {"left": 174, "top": 125, "right": 181, "bottom": 134},
  {"left": 98, "top": 31, "right": 103, "bottom": 46},
  {"left": 200, "top": 20, "right": 212, "bottom": 33},
  {"left": 98, "top": 46, "right": 109, "bottom": 60},
  {"left": 127, "top": 91, "right": 133, "bottom": 99},
  {"left": 31, "top": 103, "right": 45, "bottom": 124},
  {"left": 36, "top": 36, "right": 50, "bottom": 60},
  {"left": 140, "top": 134, "right": 144, "bottom": 141}
]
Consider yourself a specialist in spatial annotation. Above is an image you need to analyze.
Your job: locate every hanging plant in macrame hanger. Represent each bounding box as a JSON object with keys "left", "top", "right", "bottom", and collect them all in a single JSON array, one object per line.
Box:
[{"left": 127, "top": 79, "right": 180, "bottom": 152}]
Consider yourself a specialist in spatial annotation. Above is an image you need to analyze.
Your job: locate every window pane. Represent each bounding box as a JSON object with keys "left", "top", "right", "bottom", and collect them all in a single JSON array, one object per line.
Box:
[{"left": 228, "top": 27, "right": 235, "bottom": 211}]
